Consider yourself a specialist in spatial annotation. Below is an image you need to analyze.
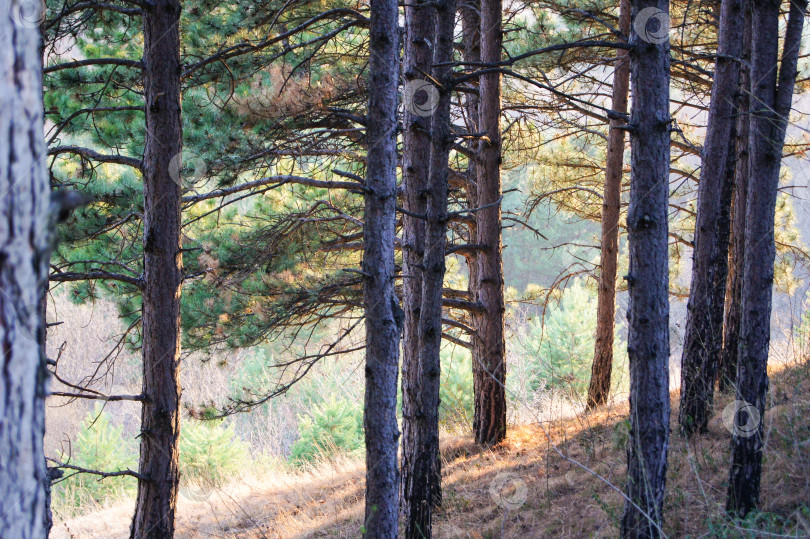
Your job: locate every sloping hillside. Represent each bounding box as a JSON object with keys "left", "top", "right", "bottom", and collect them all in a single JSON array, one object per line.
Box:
[{"left": 53, "top": 361, "right": 810, "bottom": 538}]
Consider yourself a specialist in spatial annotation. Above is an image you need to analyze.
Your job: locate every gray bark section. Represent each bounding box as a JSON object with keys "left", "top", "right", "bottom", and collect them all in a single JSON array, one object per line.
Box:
[
  {"left": 621, "top": 0, "right": 671, "bottom": 536},
  {"left": 402, "top": 0, "right": 456, "bottom": 535},
  {"left": 473, "top": 0, "right": 507, "bottom": 447},
  {"left": 362, "top": 0, "right": 401, "bottom": 533},
  {"left": 587, "top": 0, "right": 631, "bottom": 411},
  {"left": 678, "top": 0, "right": 743, "bottom": 435},
  {"left": 727, "top": 0, "right": 806, "bottom": 518},
  {"left": 131, "top": 0, "right": 183, "bottom": 536},
  {"left": 400, "top": 0, "right": 434, "bottom": 531},
  {"left": 0, "top": 4, "right": 50, "bottom": 536}
]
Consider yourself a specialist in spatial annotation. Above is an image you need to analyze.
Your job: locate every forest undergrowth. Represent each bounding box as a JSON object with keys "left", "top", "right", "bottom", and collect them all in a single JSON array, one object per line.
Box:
[{"left": 52, "top": 353, "right": 810, "bottom": 538}]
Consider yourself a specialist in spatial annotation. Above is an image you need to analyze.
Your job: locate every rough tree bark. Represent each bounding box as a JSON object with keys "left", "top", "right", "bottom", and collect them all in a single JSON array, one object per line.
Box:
[
  {"left": 0, "top": 3, "right": 51, "bottom": 536},
  {"left": 620, "top": 0, "right": 671, "bottom": 536},
  {"left": 678, "top": 0, "right": 744, "bottom": 435},
  {"left": 727, "top": 0, "right": 806, "bottom": 518},
  {"left": 400, "top": 0, "right": 435, "bottom": 530},
  {"left": 402, "top": 0, "right": 456, "bottom": 535},
  {"left": 130, "top": 0, "right": 184, "bottom": 536},
  {"left": 460, "top": 0, "right": 481, "bottom": 432},
  {"left": 718, "top": 0, "right": 752, "bottom": 394},
  {"left": 362, "top": 0, "right": 401, "bottom": 533},
  {"left": 473, "top": 0, "right": 507, "bottom": 447},
  {"left": 586, "top": 0, "right": 631, "bottom": 411}
]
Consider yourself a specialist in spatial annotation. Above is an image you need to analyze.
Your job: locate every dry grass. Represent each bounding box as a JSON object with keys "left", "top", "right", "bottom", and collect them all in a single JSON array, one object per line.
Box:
[{"left": 51, "top": 360, "right": 810, "bottom": 538}]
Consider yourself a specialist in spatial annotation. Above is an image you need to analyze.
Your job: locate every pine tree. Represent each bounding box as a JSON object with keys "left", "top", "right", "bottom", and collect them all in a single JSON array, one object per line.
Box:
[
  {"left": 678, "top": 0, "right": 744, "bottom": 436},
  {"left": 400, "top": 0, "right": 435, "bottom": 528},
  {"left": 473, "top": 0, "right": 508, "bottom": 447},
  {"left": 129, "top": 0, "right": 184, "bottom": 534},
  {"left": 402, "top": 0, "right": 456, "bottom": 535},
  {"left": 587, "top": 0, "right": 631, "bottom": 410},
  {"left": 621, "top": 0, "right": 672, "bottom": 535},
  {"left": 361, "top": 0, "right": 401, "bottom": 533},
  {"left": 0, "top": 2, "right": 51, "bottom": 535},
  {"left": 727, "top": 0, "right": 807, "bottom": 517}
]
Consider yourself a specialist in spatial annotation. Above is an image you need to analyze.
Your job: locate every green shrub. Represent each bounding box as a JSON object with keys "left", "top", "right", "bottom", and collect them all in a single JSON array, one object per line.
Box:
[
  {"left": 440, "top": 348, "right": 474, "bottom": 429},
  {"left": 53, "top": 411, "right": 249, "bottom": 516},
  {"left": 179, "top": 420, "right": 248, "bottom": 484},
  {"left": 519, "top": 279, "right": 627, "bottom": 400},
  {"left": 52, "top": 406, "right": 137, "bottom": 516},
  {"left": 796, "top": 291, "right": 810, "bottom": 357},
  {"left": 289, "top": 395, "right": 364, "bottom": 465},
  {"left": 229, "top": 347, "right": 275, "bottom": 398},
  {"left": 705, "top": 505, "right": 810, "bottom": 537}
]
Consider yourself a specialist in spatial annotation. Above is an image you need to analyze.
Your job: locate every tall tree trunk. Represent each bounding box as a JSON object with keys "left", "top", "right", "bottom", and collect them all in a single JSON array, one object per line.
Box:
[
  {"left": 678, "top": 0, "right": 744, "bottom": 436},
  {"left": 400, "top": 0, "right": 435, "bottom": 529},
  {"left": 131, "top": 0, "right": 183, "bottom": 536},
  {"left": 473, "top": 0, "right": 507, "bottom": 447},
  {"left": 40, "top": 256, "right": 56, "bottom": 536},
  {"left": 460, "top": 0, "right": 481, "bottom": 429},
  {"left": 402, "top": 0, "right": 455, "bottom": 535},
  {"left": 0, "top": 4, "right": 50, "bottom": 536},
  {"left": 727, "top": 0, "right": 806, "bottom": 517},
  {"left": 620, "top": 0, "right": 671, "bottom": 536},
  {"left": 719, "top": 0, "right": 752, "bottom": 394},
  {"left": 362, "top": 0, "right": 401, "bottom": 533},
  {"left": 586, "top": 0, "right": 631, "bottom": 411}
]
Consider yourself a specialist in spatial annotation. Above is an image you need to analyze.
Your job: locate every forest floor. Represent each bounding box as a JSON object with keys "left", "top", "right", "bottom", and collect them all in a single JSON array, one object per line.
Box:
[{"left": 53, "top": 360, "right": 810, "bottom": 538}]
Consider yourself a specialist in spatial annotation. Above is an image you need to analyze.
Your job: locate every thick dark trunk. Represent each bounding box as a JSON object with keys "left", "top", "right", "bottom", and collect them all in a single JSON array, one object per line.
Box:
[
  {"left": 620, "top": 0, "right": 671, "bottom": 536},
  {"left": 402, "top": 0, "right": 455, "bottom": 536},
  {"left": 130, "top": 1, "right": 183, "bottom": 536},
  {"left": 400, "top": 0, "right": 434, "bottom": 530},
  {"left": 718, "top": 0, "right": 752, "bottom": 394},
  {"left": 362, "top": 0, "right": 401, "bottom": 533},
  {"left": 727, "top": 0, "right": 806, "bottom": 518},
  {"left": 587, "top": 0, "right": 631, "bottom": 411},
  {"left": 678, "top": 0, "right": 743, "bottom": 436},
  {"left": 0, "top": 4, "right": 50, "bottom": 535},
  {"left": 472, "top": 0, "right": 507, "bottom": 447}
]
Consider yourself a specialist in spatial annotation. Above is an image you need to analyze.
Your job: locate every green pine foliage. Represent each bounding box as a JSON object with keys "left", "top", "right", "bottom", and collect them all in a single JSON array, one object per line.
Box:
[
  {"left": 439, "top": 348, "right": 475, "bottom": 430},
  {"left": 794, "top": 290, "right": 810, "bottom": 357},
  {"left": 52, "top": 406, "right": 137, "bottom": 516},
  {"left": 46, "top": 0, "right": 373, "bottom": 358},
  {"left": 517, "top": 279, "right": 628, "bottom": 401},
  {"left": 52, "top": 407, "right": 249, "bottom": 515},
  {"left": 289, "top": 395, "right": 364, "bottom": 465},
  {"left": 179, "top": 420, "right": 249, "bottom": 484}
]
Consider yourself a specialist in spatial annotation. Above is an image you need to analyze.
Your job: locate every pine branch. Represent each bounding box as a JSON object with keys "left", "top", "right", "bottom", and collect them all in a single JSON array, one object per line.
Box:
[
  {"left": 50, "top": 392, "right": 145, "bottom": 402},
  {"left": 44, "top": 58, "right": 143, "bottom": 74},
  {"left": 49, "top": 145, "right": 142, "bottom": 170},
  {"left": 181, "top": 175, "right": 363, "bottom": 205},
  {"left": 46, "top": 459, "right": 147, "bottom": 482},
  {"left": 49, "top": 270, "right": 143, "bottom": 288}
]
